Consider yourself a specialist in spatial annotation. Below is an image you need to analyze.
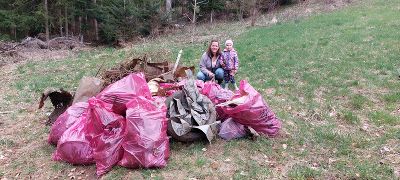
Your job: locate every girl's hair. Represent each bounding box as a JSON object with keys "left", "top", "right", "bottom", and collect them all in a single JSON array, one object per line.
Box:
[{"left": 207, "top": 39, "right": 221, "bottom": 57}]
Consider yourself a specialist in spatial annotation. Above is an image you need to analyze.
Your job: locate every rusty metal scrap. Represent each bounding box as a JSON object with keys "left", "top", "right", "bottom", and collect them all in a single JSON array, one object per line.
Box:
[
  {"left": 101, "top": 53, "right": 195, "bottom": 88},
  {"left": 101, "top": 56, "right": 171, "bottom": 87}
]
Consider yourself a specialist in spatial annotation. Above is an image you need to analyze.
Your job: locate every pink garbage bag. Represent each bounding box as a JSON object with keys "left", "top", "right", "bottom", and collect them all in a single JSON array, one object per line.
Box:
[
  {"left": 48, "top": 102, "right": 89, "bottom": 145},
  {"left": 201, "top": 81, "right": 235, "bottom": 104},
  {"left": 152, "top": 96, "right": 167, "bottom": 108},
  {"left": 218, "top": 118, "right": 247, "bottom": 140},
  {"left": 52, "top": 114, "right": 95, "bottom": 165},
  {"left": 118, "top": 96, "right": 169, "bottom": 168},
  {"left": 96, "top": 73, "right": 152, "bottom": 105},
  {"left": 220, "top": 80, "right": 281, "bottom": 137},
  {"left": 92, "top": 116, "right": 125, "bottom": 176},
  {"left": 199, "top": 81, "right": 235, "bottom": 120},
  {"left": 158, "top": 83, "right": 178, "bottom": 97},
  {"left": 53, "top": 98, "right": 124, "bottom": 165},
  {"left": 82, "top": 98, "right": 126, "bottom": 176}
]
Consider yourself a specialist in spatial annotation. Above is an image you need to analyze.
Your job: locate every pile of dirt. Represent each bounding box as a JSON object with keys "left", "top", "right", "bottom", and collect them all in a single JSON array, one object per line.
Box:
[
  {"left": 0, "top": 36, "right": 84, "bottom": 67},
  {"left": 18, "top": 36, "right": 83, "bottom": 50},
  {"left": 0, "top": 41, "right": 23, "bottom": 66}
]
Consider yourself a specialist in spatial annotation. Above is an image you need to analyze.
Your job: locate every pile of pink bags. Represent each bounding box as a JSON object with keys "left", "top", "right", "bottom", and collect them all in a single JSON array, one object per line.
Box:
[
  {"left": 48, "top": 73, "right": 281, "bottom": 176},
  {"left": 199, "top": 80, "right": 281, "bottom": 138},
  {"left": 49, "top": 73, "right": 169, "bottom": 176}
]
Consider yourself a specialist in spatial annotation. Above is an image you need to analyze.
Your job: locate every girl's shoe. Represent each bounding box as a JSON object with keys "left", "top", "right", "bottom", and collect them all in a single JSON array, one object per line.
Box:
[
  {"left": 233, "top": 83, "right": 239, "bottom": 91},
  {"left": 224, "top": 83, "right": 229, "bottom": 89}
]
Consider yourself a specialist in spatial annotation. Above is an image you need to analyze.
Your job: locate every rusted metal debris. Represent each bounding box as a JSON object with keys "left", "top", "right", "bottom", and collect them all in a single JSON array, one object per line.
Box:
[
  {"left": 38, "top": 77, "right": 103, "bottom": 126},
  {"left": 101, "top": 56, "right": 170, "bottom": 87},
  {"left": 38, "top": 88, "right": 73, "bottom": 125},
  {"left": 100, "top": 55, "right": 195, "bottom": 87}
]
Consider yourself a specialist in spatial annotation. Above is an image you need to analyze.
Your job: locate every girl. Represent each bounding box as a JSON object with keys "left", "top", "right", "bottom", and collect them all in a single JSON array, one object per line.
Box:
[{"left": 220, "top": 39, "right": 239, "bottom": 90}]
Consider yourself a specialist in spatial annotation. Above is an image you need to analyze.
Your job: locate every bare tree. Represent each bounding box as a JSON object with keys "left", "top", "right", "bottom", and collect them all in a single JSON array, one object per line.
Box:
[
  {"left": 58, "top": 8, "right": 63, "bottom": 36},
  {"left": 210, "top": 9, "right": 214, "bottom": 23},
  {"left": 238, "top": 0, "right": 244, "bottom": 21},
  {"left": 79, "top": 16, "right": 82, "bottom": 42},
  {"left": 251, "top": 0, "right": 258, "bottom": 26},
  {"left": 71, "top": 17, "right": 76, "bottom": 37},
  {"left": 192, "top": 0, "right": 197, "bottom": 24},
  {"left": 191, "top": 0, "right": 208, "bottom": 42},
  {"left": 65, "top": 5, "right": 68, "bottom": 37},
  {"left": 44, "top": 0, "right": 49, "bottom": 41},
  {"left": 93, "top": 0, "right": 99, "bottom": 41},
  {"left": 166, "top": 0, "right": 172, "bottom": 21},
  {"left": 191, "top": 0, "right": 208, "bottom": 24},
  {"left": 11, "top": 24, "right": 16, "bottom": 40}
]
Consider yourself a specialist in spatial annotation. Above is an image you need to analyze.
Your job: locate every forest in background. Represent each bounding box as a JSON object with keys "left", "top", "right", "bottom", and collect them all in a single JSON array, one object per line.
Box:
[{"left": 0, "top": 0, "right": 299, "bottom": 43}]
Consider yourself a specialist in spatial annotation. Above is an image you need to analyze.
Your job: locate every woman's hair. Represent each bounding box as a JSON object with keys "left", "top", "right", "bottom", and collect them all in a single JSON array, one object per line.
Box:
[{"left": 207, "top": 39, "right": 221, "bottom": 57}]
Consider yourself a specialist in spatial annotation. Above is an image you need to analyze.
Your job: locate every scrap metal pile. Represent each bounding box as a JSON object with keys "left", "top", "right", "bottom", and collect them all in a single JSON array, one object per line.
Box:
[{"left": 39, "top": 52, "right": 281, "bottom": 176}]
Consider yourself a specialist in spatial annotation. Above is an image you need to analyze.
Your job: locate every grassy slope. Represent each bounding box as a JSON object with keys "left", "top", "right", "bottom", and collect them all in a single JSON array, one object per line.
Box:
[{"left": 1, "top": 0, "right": 400, "bottom": 179}]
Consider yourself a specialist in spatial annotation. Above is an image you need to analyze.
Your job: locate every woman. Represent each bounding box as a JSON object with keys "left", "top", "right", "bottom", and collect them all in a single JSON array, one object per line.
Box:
[{"left": 197, "top": 40, "right": 224, "bottom": 84}]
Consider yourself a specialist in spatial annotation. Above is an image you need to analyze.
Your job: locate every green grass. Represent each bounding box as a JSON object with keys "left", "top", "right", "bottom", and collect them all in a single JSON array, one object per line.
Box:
[
  {"left": 350, "top": 94, "right": 369, "bottom": 110},
  {"left": 102, "top": 166, "right": 129, "bottom": 180},
  {"left": 341, "top": 110, "right": 360, "bottom": 124},
  {"left": 383, "top": 92, "right": 400, "bottom": 103},
  {"left": 0, "top": 138, "right": 15, "bottom": 148},
  {"left": 354, "top": 160, "right": 395, "bottom": 179},
  {"left": 2, "top": 0, "right": 400, "bottom": 179},
  {"left": 369, "top": 111, "right": 400, "bottom": 125},
  {"left": 195, "top": 157, "right": 208, "bottom": 167},
  {"left": 287, "top": 165, "right": 321, "bottom": 180}
]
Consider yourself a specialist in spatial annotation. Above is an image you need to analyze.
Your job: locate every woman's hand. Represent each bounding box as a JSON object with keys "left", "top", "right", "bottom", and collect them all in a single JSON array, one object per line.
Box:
[{"left": 208, "top": 72, "right": 215, "bottom": 79}]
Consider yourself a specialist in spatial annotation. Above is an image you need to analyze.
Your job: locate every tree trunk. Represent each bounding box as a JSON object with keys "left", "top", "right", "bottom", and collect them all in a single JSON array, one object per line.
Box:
[
  {"left": 93, "top": 0, "right": 99, "bottom": 41},
  {"left": 210, "top": 9, "right": 214, "bottom": 23},
  {"left": 124, "top": 0, "right": 126, "bottom": 11},
  {"left": 11, "top": 25, "right": 16, "bottom": 40},
  {"left": 181, "top": 0, "right": 187, "bottom": 15},
  {"left": 238, "top": 0, "right": 244, "bottom": 21},
  {"left": 122, "top": 0, "right": 126, "bottom": 39},
  {"left": 251, "top": 0, "right": 257, "bottom": 27},
  {"left": 166, "top": 0, "right": 172, "bottom": 22},
  {"left": 65, "top": 5, "right": 68, "bottom": 37},
  {"left": 44, "top": 0, "right": 49, "bottom": 41},
  {"left": 85, "top": 14, "right": 89, "bottom": 41},
  {"left": 71, "top": 17, "right": 76, "bottom": 36},
  {"left": 93, "top": 19, "right": 99, "bottom": 41},
  {"left": 192, "top": 0, "right": 196, "bottom": 24},
  {"left": 79, "top": 16, "right": 83, "bottom": 43},
  {"left": 191, "top": 0, "right": 197, "bottom": 43},
  {"left": 58, "top": 8, "right": 63, "bottom": 36}
]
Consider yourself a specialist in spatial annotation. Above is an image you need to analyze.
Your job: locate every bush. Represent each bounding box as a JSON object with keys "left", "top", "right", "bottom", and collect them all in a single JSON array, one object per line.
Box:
[{"left": 0, "top": 33, "right": 11, "bottom": 41}]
